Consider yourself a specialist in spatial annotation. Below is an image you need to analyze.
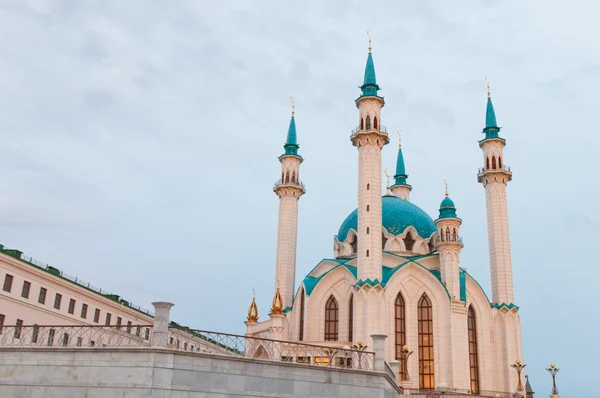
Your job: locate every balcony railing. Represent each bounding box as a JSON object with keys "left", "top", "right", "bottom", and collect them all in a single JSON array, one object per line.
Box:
[
  {"left": 168, "top": 327, "right": 375, "bottom": 370},
  {"left": 351, "top": 125, "right": 388, "bottom": 135},
  {"left": 434, "top": 235, "right": 463, "bottom": 243},
  {"left": 478, "top": 164, "right": 511, "bottom": 174},
  {"left": 0, "top": 324, "right": 153, "bottom": 348},
  {"left": 273, "top": 179, "right": 306, "bottom": 188},
  {"left": 400, "top": 388, "right": 515, "bottom": 397}
]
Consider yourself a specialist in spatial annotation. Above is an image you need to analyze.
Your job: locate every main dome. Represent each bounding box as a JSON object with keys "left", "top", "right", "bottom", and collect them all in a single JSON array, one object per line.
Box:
[{"left": 337, "top": 195, "right": 437, "bottom": 241}]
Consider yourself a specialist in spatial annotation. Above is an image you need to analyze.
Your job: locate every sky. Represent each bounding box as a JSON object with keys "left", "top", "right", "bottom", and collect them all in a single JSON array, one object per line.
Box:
[{"left": 0, "top": 0, "right": 598, "bottom": 395}]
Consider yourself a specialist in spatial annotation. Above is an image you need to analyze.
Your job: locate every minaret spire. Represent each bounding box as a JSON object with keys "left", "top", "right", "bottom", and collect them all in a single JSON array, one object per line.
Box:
[
  {"left": 360, "top": 30, "right": 380, "bottom": 97},
  {"left": 484, "top": 77, "right": 500, "bottom": 137},
  {"left": 273, "top": 99, "right": 305, "bottom": 309},
  {"left": 390, "top": 129, "right": 412, "bottom": 200}
]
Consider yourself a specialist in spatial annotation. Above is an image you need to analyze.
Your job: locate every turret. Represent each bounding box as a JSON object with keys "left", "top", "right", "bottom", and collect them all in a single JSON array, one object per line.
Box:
[
  {"left": 273, "top": 98, "right": 306, "bottom": 309},
  {"left": 390, "top": 133, "right": 412, "bottom": 200}
]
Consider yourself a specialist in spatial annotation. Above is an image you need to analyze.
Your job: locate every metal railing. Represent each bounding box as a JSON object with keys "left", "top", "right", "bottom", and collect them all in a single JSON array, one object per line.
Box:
[
  {"left": 434, "top": 235, "right": 463, "bottom": 243},
  {"left": 273, "top": 179, "right": 306, "bottom": 188},
  {"left": 0, "top": 324, "right": 152, "bottom": 348},
  {"left": 168, "top": 327, "right": 375, "bottom": 370},
  {"left": 477, "top": 165, "right": 511, "bottom": 174},
  {"left": 400, "top": 389, "right": 516, "bottom": 397},
  {"left": 351, "top": 125, "right": 388, "bottom": 135}
]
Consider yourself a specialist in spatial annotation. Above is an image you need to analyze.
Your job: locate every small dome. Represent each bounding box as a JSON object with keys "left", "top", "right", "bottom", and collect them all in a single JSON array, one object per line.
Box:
[
  {"left": 438, "top": 196, "right": 458, "bottom": 219},
  {"left": 337, "top": 196, "right": 436, "bottom": 241},
  {"left": 440, "top": 196, "right": 455, "bottom": 209}
]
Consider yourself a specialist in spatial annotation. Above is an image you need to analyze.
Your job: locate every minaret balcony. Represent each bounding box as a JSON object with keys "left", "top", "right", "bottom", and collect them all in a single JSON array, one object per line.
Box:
[
  {"left": 434, "top": 235, "right": 463, "bottom": 244},
  {"left": 350, "top": 125, "right": 387, "bottom": 135},
  {"left": 274, "top": 179, "right": 305, "bottom": 189},
  {"left": 477, "top": 164, "right": 512, "bottom": 183}
]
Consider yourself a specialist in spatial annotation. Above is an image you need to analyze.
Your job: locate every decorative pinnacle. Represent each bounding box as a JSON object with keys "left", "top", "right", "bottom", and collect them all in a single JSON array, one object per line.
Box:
[
  {"left": 384, "top": 168, "right": 391, "bottom": 194},
  {"left": 485, "top": 76, "right": 491, "bottom": 98},
  {"left": 444, "top": 179, "right": 449, "bottom": 197},
  {"left": 252, "top": 287, "right": 255, "bottom": 299},
  {"left": 290, "top": 97, "right": 295, "bottom": 118},
  {"left": 367, "top": 30, "right": 372, "bottom": 54},
  {"left": 397, "top": 129, "right": 402, "bottom": 149}
]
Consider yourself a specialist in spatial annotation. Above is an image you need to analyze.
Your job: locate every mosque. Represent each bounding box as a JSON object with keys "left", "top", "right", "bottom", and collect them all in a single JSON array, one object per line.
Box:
[{"left": 244, "top": 37, "right": 525, "bottom": 394}]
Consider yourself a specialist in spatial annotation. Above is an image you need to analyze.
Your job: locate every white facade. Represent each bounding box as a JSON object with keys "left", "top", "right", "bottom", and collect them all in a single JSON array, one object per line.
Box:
[{"left": 246, "top": 46, "right": 524, "bottom": 394}]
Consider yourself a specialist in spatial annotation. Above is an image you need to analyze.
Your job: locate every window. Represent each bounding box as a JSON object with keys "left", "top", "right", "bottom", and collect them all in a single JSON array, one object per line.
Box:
[
  {"left": 403, "top": 232, "right": 414, "bottom": 251},
  {"left": 366, "top": 205, "right": 370, "bottom": 212},
  {"left": 366, "top": 115, "right": 371, "bottom": 129},
  {"left": 116, "top": 317, "right": 122, "bottom": 329},
  {"left": 366, "top": 183, "right": 370, "bottom": 190},
  {"left": 77, "top": 337, "right": 83, "bottom": 347},
  {"left": 105, "top": 313, "right": 112, "bottom": 326},
  {"left": 94, "top": 309, "right": 100, "bottom": 323},
  {"left": 54, "top": 293, "right": 62, "bottom": 310},
  {"left": 468, "top": 306, "right": 480, "bottom": 394},
  {"left": 0, "top": 314, "right": 4, "bottom": 334},
  {"left": 47, "top": 329, "right": 55, "bottom": 346},
  {"left": 21, "top": 281, "right": 31, "bottom": 298},
  {"left": 324, "top": 295, "right": 338, "bottom": 341},
  {"left": 395, "top": 293, "right": 406, "bottom": 380},
  {"left": 299, "top": 289, "right": 305, "bottom": 341},
  {"left": 374, "top": 116, "right": 378, "bottom": 129},
  {"left": 32, "top": 325, "right": 39, "bottom": 343},
  {"left": 144, "top": 328, "right": 150, "bottom": 340},
  {"left": 446, "top": 227, "right": 450, "bottom": 242},
  {"left": 127, "top": 321, "right": 132, "bottom": 334},
  {"left": 492, "top": 156, "right": 497, "bottom": 169},
  {"left": 62, "top": 333, "right": 69, "bottom": 347},
  {"left": 38, "top": 287, "right": 47, "bottom": 304},
  {"left": 291, "top": 172, "right": 296, "bottom": 183},
  {"left": 3, "top": 274, "right": 13, "bottom": 292},
  {"left": 348, "top": 295, "right": 354, "bottom": 342},
  {"left": 81, "top": 304, "right": 88, "bottom": 319},
  {"left": 418, "top": 294, "right": 435, "bottom": 390},
  {"left": 486, "top": 157, "right": 490, "bottom": 170},
  {"left": 366, "top": 227, "right": 370, "bottom": 234},
  {"left": 366, "top": 250, "right": 369, "bottom": 257},
  {"left": 360, "top": 118, "right": 364, "bottom": 130},
  {"left": 68, "top": 299, "right": 76, "bottom": 314},
  {"left": 15, "top": 319, "right": 23, "bottom": 338},
  {"left": 498, "top": 156, "right": 502, "bottom": 168}
]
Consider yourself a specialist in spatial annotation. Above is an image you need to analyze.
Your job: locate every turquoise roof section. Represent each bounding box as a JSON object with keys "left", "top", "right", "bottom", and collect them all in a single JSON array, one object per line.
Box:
[
  {"left": 483, "top": 96, "right": 502, "bottom": 140},
  {"left": 283, "top": 116, "right": 299, "bottom": 156},
  {"left": 393, "top": 147, "right": 410, "bottom": 186},
  {"left": 303, "top": 262, "right": 357, "bottom": 296},
  {"left": 438, "top": 196, "right": 458, "bottom": 219},
  {"left": 337, "top": 196, "right": 436, "bottom": 242},
  {"left": 360, "top": 53, "right": 381, "bottom": 97}
]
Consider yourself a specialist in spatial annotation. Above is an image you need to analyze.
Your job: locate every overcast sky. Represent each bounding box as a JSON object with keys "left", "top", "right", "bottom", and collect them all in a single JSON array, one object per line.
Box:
[{"left": 1, "top": 0, "right": 598, "bottom": 394}]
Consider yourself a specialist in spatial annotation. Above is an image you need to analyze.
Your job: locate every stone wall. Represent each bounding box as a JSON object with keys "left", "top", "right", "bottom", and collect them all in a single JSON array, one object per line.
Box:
[{"left": 0, "top": 347, "right": 400, "bottom": 398}]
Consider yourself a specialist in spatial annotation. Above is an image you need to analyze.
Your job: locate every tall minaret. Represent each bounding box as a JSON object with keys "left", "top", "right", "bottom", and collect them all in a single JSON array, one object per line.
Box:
[
  {"left": 273, "top": 99, "right": 305, "bottom": 308},
  {"left": 390, "top": 132, "right": 412, "bottom": 201},
  {"left": 350, "top": 33, "right": 389, "bottom": 283},
  {"left": 477, "top": 79, "right": 514, "bottom": 305}
]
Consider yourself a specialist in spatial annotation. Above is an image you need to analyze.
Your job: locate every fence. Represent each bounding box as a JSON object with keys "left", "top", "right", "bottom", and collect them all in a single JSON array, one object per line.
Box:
[
  {"left": 0, "top": 324, "right": 153, "bottom": 348},
  {"left": 168, "top": 327, "right": 375, "bottom": 371},
  {"left": 400, "top": 389, "right": 518, "bottom": 397}
]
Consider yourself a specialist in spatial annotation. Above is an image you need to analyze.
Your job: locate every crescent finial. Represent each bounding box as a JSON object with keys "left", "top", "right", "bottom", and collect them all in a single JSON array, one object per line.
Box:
[
  {"left": 485, "top": 76, "right": 491, "bottom": 98},
  {"left": 444, "top": 179, "right": 449, "bottom": 197},
  {"left": 366, "top": 30, "right": 372, "bottom": 53},
  {"left": 290, "top": 96, "right": 295, "bottom": 117}
]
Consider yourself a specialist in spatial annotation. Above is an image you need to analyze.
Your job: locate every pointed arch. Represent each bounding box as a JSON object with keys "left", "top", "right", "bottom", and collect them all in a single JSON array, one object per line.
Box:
[
  {"left": 285, "top": 172, "right": 290, "bottom": 183},
  {"left": 445, "top": 227, "right": 450, "bottom": 241},
  {"left": 418, "top": 293, "right": 435, "bottom": 389},
  {"left": 360, "top": 118, "right": 364, "bottom": 130},
  {"left": 498, "top": 156, "right": 502, "bottom": 168},
  {"left": 350, "top": 235, "right": 358, "bottom": 254},
  {"left": 403, "top": 232, "right": 414, "bottom": 251},
  {"left": 366, "top": 115, "right": 371, "bottom": 130},
  {"left": 291, "top": 171, "right": 296, "bottom": 183},
  {"left": 492, "top": 156, "right": 497, "bottom": 169},
  {"left": 452, "top": 228, "right": 457, "bottom": 241},
  {"left": 382, "top": 232, "right": 388, "bottom": 250},
  {"left": 394, "top": 292, "right": 406, "bottom": 380},
  {"left": 348, "top": 295, "right": 354, "bottom": 342},
  {"left": 254, "top": 345, "right": 269, "bottom": 359},
  {"left": 468, "top": 305, "right": 480, "bottom": 394},
  {"left": 299, "top": 288, "right": 305, "bottom": 341},
  {"left": 374, "top": 116, "right": 378, "bottom": 129},
  {"left": 324, "top": 296, "right": 339, "bottom": 341},
  {"left": 367, "top": 183, "right": 370, "bottom": 190},
  {"left": 486, "top": 157, "right": 490, "bottom": 170}
]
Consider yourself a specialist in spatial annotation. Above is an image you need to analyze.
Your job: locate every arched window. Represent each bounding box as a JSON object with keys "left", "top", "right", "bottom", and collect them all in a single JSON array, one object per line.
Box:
[
  {"left": 281, "top": 172, "right": 284, "bottom": 182},
  {"left": 498, "top": 156, "right": 502, "bottom": 168},
  {"left": 299, "top": 289, "right": 305, "bottom": 341},
  {"left": 324, "top": 296, "right": 338, "bottom": 341},
  {"left": 452, "top": 228, "right": 457, "bottom": 241},
  {"left": 360, "top": 118, "right": 364, "bottom": 130},
  {"left": 486, "top": 157, "right": 490, "bottom": 170},
  {"left": 394, "top": 293, "right": 406, "bottom": 380},
  {"left": 350, "top": 235, "right": 358, "bottom": 254},
  {"left": 366, "top": 205, "right": 370, "bottom": 212},
  {"left": 366, "top": 250, "right": 370, "bottom": 257},
  {"left": 468, "top": 306, "right": 480, "bottom": 394},
  {"left": 428, "top": 240, "right": 434, "bottom": 252},
  {"left": 348, "top": 295, "right": 354, "bottom": 342},
  {"left": 418, "top": 294, "right": 435, "bottom": 389},
  {"left": 440, "top": 229, "right": 445, "bottom": 241},
  {"left": 366, "top": 115, "right": 371, "bottom": 130},
  {"left": 492, "top": 156, "right": 497, "bottom": 169},
  {"left": 366, "top": 227, "right": 370, "bottom": 234},
  {"left": 367, "top": 183, "right": 370, "bottom": 190},
  {"left": 285, "top": 172, "right": 289, "bottom": 183},
  {"left": 374, "top": 116, "right": 378, "bottom": 129},
  {"left": 382, "top": 232, "right": 388, "bottom": 250},
  {"left": 403, "top": 232, "right": 414, "bottom": 251},
  {"left": 446, "top": 227, "right": 450, "bottom": 241},
  {"left": 291, "top": 172, "right": 296, "bottom": 183}
]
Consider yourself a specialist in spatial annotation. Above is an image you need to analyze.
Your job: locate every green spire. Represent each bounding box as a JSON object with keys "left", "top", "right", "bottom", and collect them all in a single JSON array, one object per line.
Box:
[
  {"left": 483, "top": 78, "right": 501, "bottom": 139},
  {"left": 283, "top": 116, "right": 299, "bottom": 156},
  {"left": 393, "top": 136, "right": 409, "bottom": 186},
  {"left": 360, "top": 35, "right": 380, "bottom": 97}
]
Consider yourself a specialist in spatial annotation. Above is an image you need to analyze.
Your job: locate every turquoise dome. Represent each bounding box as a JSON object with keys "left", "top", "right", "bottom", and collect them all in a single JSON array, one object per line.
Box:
[
  {"left": 337, "top": 196, "right": 436, "bottom": 241},
  {"left": 440, "top": 197, "right": 455, "bottom": 208},
  {"left": 438, "top": 196, "right": 458, "bottom": 219}
]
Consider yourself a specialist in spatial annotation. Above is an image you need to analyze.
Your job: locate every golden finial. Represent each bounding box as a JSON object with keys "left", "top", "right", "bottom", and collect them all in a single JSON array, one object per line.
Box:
[
  {"left": 290, "top": 97, "right": 295, "bottom": 118},
  {"left": 247, "top": 288, "right": 259, "bottom": 322},
  {"left": 485, "top": 76, "right": 491, "bottom": 98},
  {"left": 367, "top": 30, "right": 372, "bottom": 54},
  {"left": 444, "top": 179, "right": 449, "bottom": 197},
  {"left": 270, "top": 286, "right": 284, "bottom": 315},
  {"left": 397, "top": 128, "right": 402, "bottom": 149},
  {"left": 384, "top": 168, "right": 391, "bottom": 195}
]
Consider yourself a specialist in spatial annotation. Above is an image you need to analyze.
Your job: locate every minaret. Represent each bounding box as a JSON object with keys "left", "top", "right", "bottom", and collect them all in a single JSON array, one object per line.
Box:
[
  {"left": 273, "top": 98, "right": 305, "bottom": 309},
  {"left": 390, "top": 132, "right": 412, "bottom": 201},
  {"left": 477, "top": 79, "right": 514, "bottom": 305},
  {"left": 434, "top": 181, "right": 463, "bottom": 301},
  {"left": 350, "top": 33, "right": 389, "bottom": 284}
]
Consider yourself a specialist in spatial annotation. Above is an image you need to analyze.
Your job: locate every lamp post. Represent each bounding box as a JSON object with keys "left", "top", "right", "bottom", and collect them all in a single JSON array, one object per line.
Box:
[
  {"left": 398, "top": 344, "right": 413, "bottom": 381},
  {"left": 511, "top": 360, "right": 526, "bottom": 395},
  {"left": 546, "top": 363, "right": 560, "bottom": 396},
  {"left": 352, "top": 340, "right": 368, "bottom": 369}
]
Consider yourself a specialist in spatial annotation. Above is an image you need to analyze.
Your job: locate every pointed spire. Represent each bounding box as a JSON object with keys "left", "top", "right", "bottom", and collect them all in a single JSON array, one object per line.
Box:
[
  {"left": 393, "top": 130, "right": 409, "bottom": 186},
  {"left": 270, "top": 285, "right": 284, "bottom": 315},
  {"left": 360, "top": 30, "right": 380, "bottom": 97},
  {"left": 283, "top": 97, "right": 300, "bottom": 156},
  {"left": 247, "top": 289, "right": 259, "bottom": 322},
  {"left": 483, "top": 77, "right": 501, "bottom": 139}
]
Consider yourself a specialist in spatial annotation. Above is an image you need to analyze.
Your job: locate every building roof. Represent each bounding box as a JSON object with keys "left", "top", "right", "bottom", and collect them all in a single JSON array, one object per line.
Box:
[
  {"left": 437, "top": 196, "right": 458, "bottom": 219},
  {"left": 283, "top": 116, "right": 299, "bottom": 156},
  {"left": 360, "top": 52, "right": 381, "bottom": 97},
  {"left": 337, "top": 196, "right": 436, "bottom": 242}
]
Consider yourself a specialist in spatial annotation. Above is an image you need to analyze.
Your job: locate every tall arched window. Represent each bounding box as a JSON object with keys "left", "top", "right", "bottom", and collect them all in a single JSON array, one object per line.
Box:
[
  {"left": 452, "top": 228, "right": 457, "bottom": 241},
  {"left": 299, "top": 289, "right": 305, "bottom": 341},
  {"left": 348, "top": 295, "right": 354, "bottom": 342},
  {"left": 403, "top": 232, "right": 414, "bottom": 251},
  {"left": 468, "top": 306, "right": 480, "bottom": 394},
  {"left": 350, "top": 235, "right": 358, "bottom": 254},
  {"left": 498, "top": 156, "right": 502, "bottom": 168},
  {"left": 366, "top": 250, "right": 370, "bottom": 257},
  {"left": 366, "top": 227, "right": 370, "bottom": 234},
  {"left": 324, "top": 296, "right": 339, "bottom": 341},
  {"left": 446, "top": 227, "right": 450, "bottom": 241},
  {"left": 486, "top": 157, "right": 490, "bottom": 170},
  {"left": 394, "top": 293, "right": 406, "bottom": 380},
  {"left": 291, "top": 172, "right": 296, "bottom": 183},
  {"left": 366, "top": 115, "right": 371, "bottom": 130},
  {"left": 367, "top": 183, "right": 370, "bottom": 190},
  {"left": 360, "top": 118, "right": 364, "bottom": 130},
  {"left": 382, "top": 233, "right": 388, "bottom": 250},
  {"left": 374, "top": 116, "right": 378, "bottom": 129},
  {"left": 492, "top": 156, "right": 497, "bottom": 169},
  {"left": 285, "top": 172, "right": 289, "bottom": 183},
  {"left": 418, "top": 294, "right": 435, "bottom": 390}
]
